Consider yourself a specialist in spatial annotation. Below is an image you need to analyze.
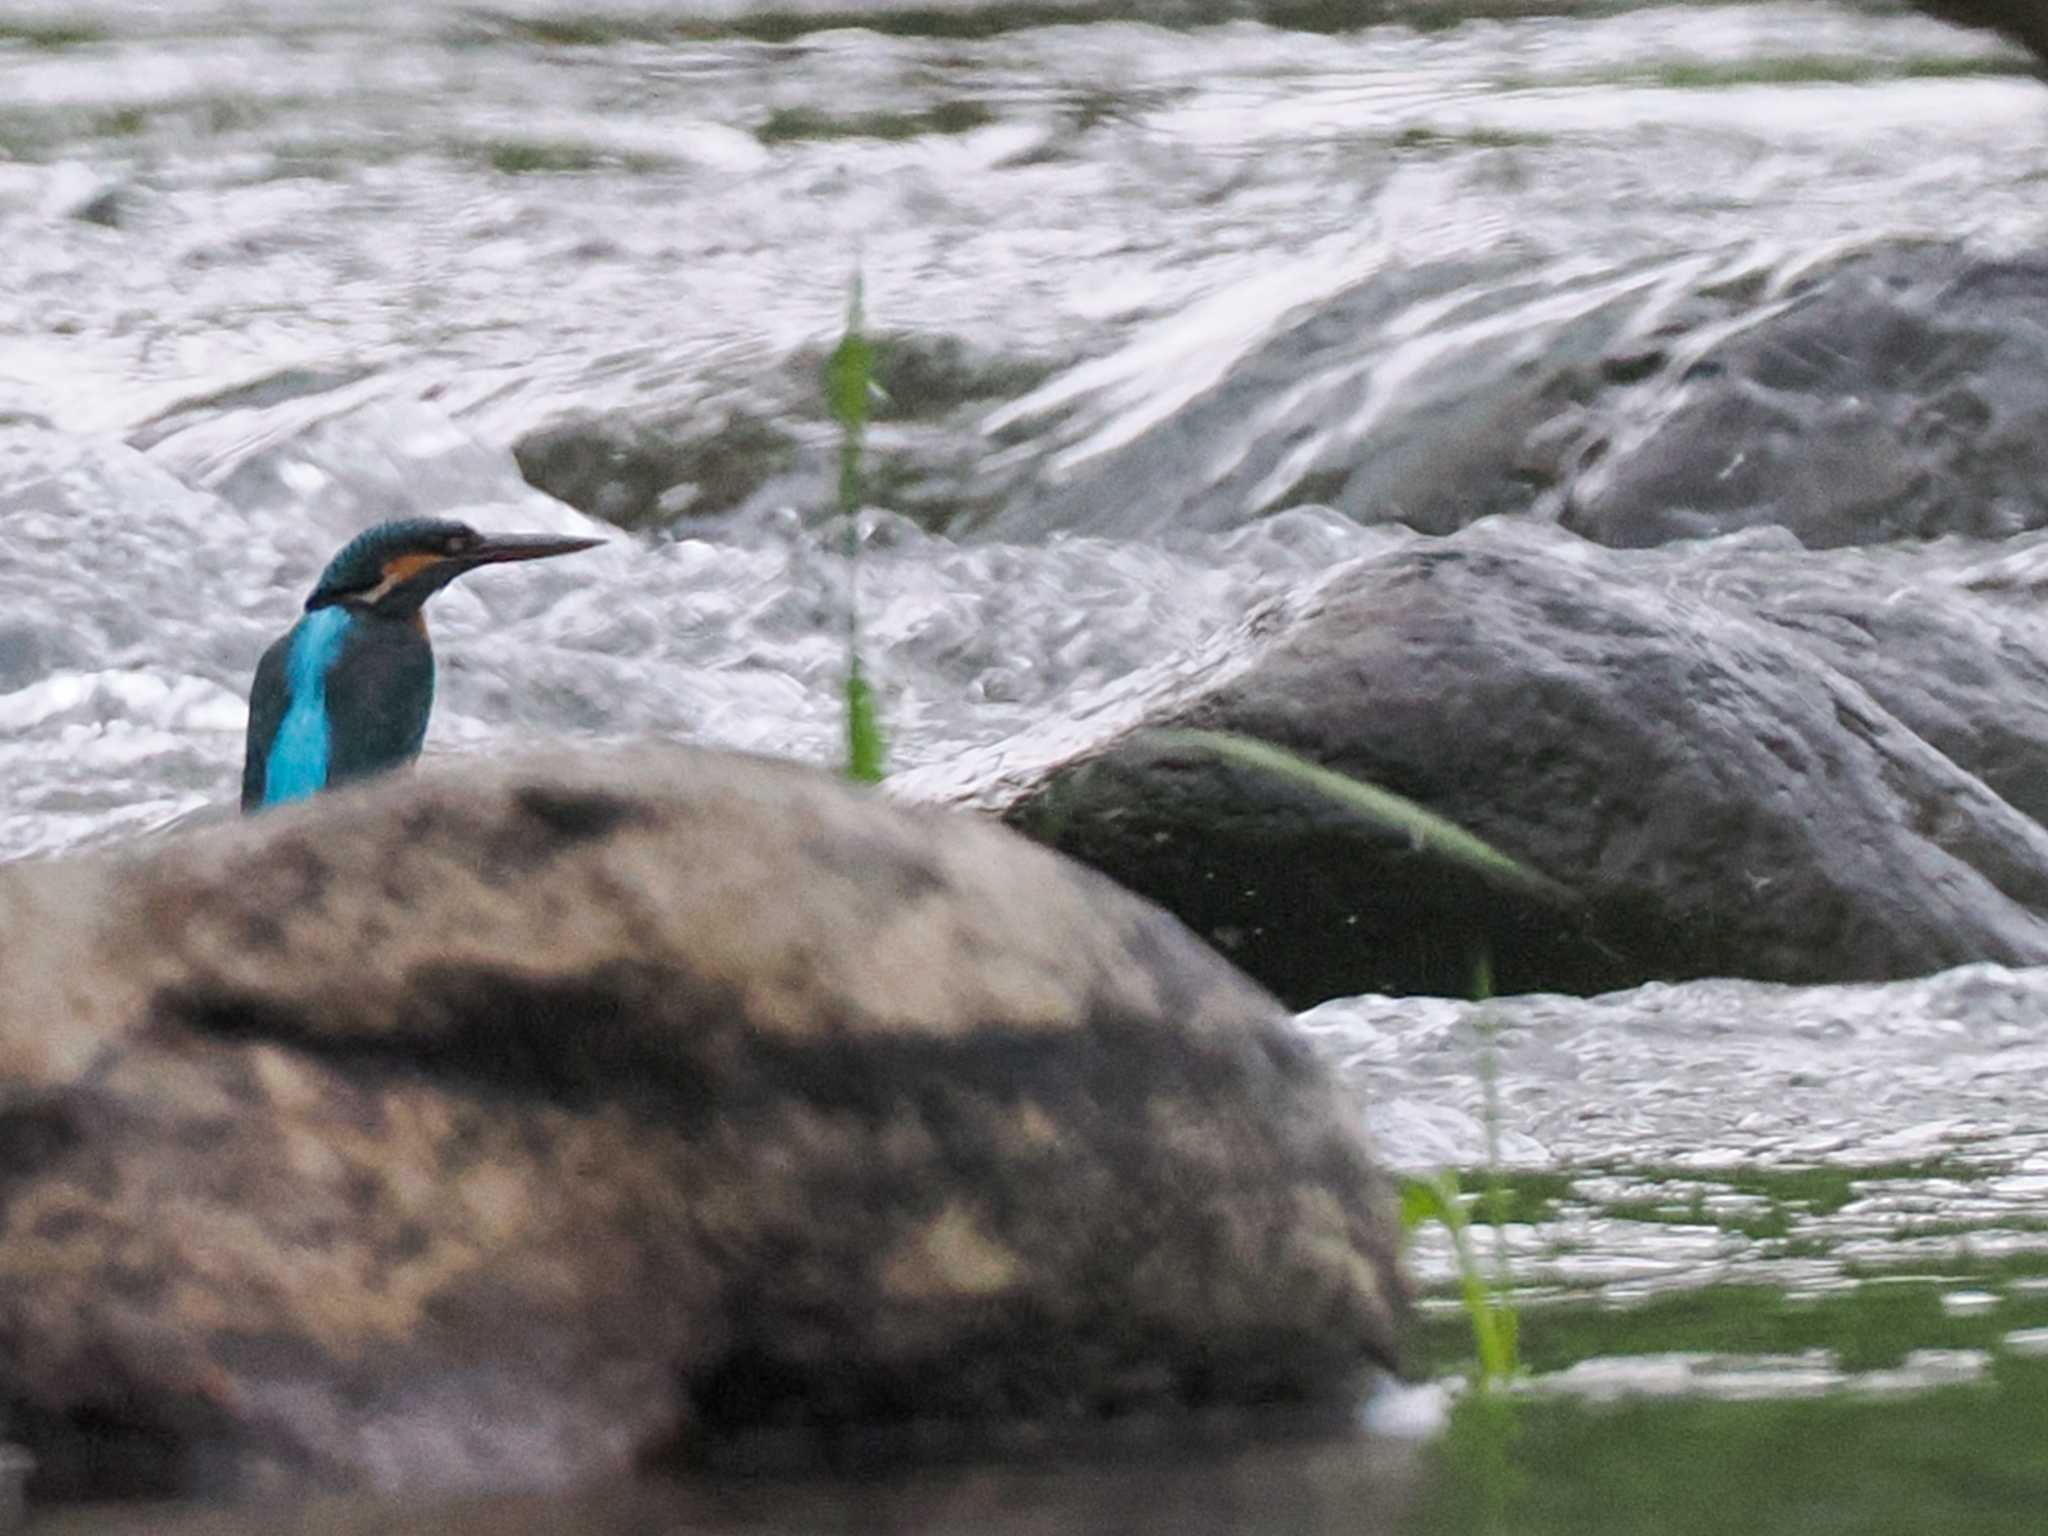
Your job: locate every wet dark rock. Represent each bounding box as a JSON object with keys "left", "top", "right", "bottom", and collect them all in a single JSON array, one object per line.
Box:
[
  {"left": 959, "top": 250, "right": 1613, "bottom": 542},
  {"left": 970, "top": 243, "right": 2048, "bottom": 550},
  {"left": 67, "top": 181, "right": 139, "bottom": 229},
  {"left": 508, "top": 332, "right": 1053, "bottom": 534},
  {"left": 904, "top": 520, "right": 2048, "bottom": 1004},
  {"left": 512, "top": 410, "right": 799, "bottom": 527},
  {"left": 1562, "top": 249, "right": 2048, "bottom": 548},
  {"left": 864, "top": 333, "right": 1054, "bottom": 421},
  {"left": 0, "top": 748, "right": 1402, "bottom": 1504},
  {"left": 1910, "top": 0, "right": 2048, "bottom": 62},
  {"left": 1647, "top": 531, "right": 2048, "bottom": 835}
]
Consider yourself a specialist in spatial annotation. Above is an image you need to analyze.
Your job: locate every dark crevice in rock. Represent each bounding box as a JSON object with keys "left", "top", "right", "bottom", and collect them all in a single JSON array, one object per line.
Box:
[
  {"left": 155, "top": 965, "right": 1311, "bottom": 1133},
  {"left": 505, "top": 785, "right": 651, "bottom": 858},
  {"left": 680, "top": 1318, "right": 1359, "bottom": 1465},
  {"left": 0, "top": 1093, "right": 81, "bottom": 1187},
  {"left": 6, "top": 1391, "right": 192, "bottom": 1504}
]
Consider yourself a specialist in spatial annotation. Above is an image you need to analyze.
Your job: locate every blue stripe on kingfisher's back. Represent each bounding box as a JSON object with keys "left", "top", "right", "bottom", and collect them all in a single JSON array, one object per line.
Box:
[
  {"left": 260, "top": 607, "right": 351, "bottom": 804},
  {"left": 241, "top": 518, "right": 603, "bottom": 812}
]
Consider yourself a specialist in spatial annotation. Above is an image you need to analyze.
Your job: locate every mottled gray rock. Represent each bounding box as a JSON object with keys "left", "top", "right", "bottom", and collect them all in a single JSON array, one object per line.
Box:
[
  {"left": 512, "top": 410, "right": 798, "bottom": 528},
  {"left": 1909, "top": 0, "right": 2048, "bottom": 62},
  {"left": 898, "top": 520, "right": 2048, "bottom": 1004},
  {"left": 860, "top": 332, "right": 1055, "bottom": 422},
  {"left": 66, "top": 180, "right": 147, "bottom": 230},
  {"left": 511, "top": 332, "right": 1049, "bottom": 535},
  {"left": 961, "top": 247, "right": 1604, "bottom": 542},
  {"left": 1562, "top": 250, "right": 2048, "bottom": 549},
  {"left": 0, "top": 749, "right": 1402, "bottom": 1505},
  {"left": 1643, "top": 529, "right": 2048, "bottom": 833},
  {"left": 966, "top": 243, "right": 2048, "bottom": 550}
]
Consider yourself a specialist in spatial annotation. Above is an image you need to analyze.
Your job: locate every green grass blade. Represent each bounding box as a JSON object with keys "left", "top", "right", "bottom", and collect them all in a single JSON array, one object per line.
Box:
[
  {"left": 826, "top": 270, "right": 873, "bottom": 532},
  {"left": 825, "top": 274, "right": 871, "bottom": 434},
  {"left": 1140, "top": 728, "right": 1573, "bottom": 907},
  {"left": 845, "top": 657, "right": 886, "bottom": 785},
  {"left": 1404, "top": 1168, "right": 1521, "bottom": 1390},
  {"left": 1472, "top": 939, "right": 1515, "bottom": 1296},
  {"left": 1402, "top": 949, "right": 1524, "bottom": 1391},
  {"left": 825, "top": 268, "right": 887, "bottom": 783},
  {"left": 1402, "top": 1177, "right": 1452, "bottom": 1233}
]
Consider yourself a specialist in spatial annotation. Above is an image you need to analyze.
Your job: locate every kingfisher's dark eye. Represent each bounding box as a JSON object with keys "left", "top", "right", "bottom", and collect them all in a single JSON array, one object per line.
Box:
[{"left": 444, "top": 534, "right": 468, "bottom": 554}]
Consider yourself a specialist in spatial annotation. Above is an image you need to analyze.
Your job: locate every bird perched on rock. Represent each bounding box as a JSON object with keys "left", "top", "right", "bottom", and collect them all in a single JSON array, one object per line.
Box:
[{"left": 242, "top": 518, "right": 602, "bottom": 812}]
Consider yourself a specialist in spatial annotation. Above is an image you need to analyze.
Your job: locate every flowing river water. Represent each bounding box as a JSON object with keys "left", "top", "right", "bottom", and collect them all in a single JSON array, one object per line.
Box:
[{"left": 5, "top": 1, "right": 2048, "bottom": 1529}]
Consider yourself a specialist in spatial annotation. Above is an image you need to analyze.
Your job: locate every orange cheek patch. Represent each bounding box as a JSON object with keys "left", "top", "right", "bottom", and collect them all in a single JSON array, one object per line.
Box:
[{"left": 381, "top": 552, "right": 446, "bottom": 586}]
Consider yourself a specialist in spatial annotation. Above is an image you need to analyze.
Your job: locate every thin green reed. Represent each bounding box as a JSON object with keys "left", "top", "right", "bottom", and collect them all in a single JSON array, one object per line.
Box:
[
  {"left": 1472, "top": 942, "right": 1517, "bottom": 1350},
  {"left": 1402, "top": 1166, "right": 1520, "bottom": 1389},
  {"left": 1424, "top": 945, "right": 1527, "bottom": 1533},
  {"left": 1397, "top": 943, "right": 1519, "bottom": 1390},
  {"left": 824, "top": 271, "right": 887, "bottom": 783}
]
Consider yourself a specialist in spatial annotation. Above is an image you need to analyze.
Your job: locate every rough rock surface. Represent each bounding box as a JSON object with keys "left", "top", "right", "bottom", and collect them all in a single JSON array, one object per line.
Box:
[
  {"left": 0, "top": 749, "right": 1402, "bottom": 1503},
  {"left": 897, "top": 520, "right": 2048, "bottom": 1004},
  {"left": 1645, "top": 530, "right": 2048, "bottom": 834},
  {"left": 510, "top": 332, "right": 1049, "bottom": 535},
  {"left": 511, "top": 410, "right": 798, "bottom": 529},
  {"left": 1910, "top": 0, "right": 2048, "bottom": 62},
  {"left": 1560, "top": 251, "right": 2048, "bottom": 549},
  {"left": 964, "top": 243, "right": 2048, "bottom": 550}
]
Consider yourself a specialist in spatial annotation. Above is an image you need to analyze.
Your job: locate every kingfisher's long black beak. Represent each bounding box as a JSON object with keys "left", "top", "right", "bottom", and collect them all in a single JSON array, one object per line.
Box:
[
  {"left": 366, "top": 531, "right": 605, "bottom": 612},
  {"left": 455, "top": 533, "right": 606, "bottom": 570}
]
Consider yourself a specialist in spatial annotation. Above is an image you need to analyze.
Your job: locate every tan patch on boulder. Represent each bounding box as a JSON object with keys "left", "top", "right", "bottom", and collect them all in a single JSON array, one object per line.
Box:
[{"left": 882, "top": 1203, "right": 1026, "bottom": 1301}]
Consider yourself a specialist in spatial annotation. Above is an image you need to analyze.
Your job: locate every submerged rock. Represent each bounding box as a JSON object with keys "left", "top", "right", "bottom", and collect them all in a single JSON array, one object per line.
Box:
[
  {"left": 1561, "top": 250, "right": 2048, "bottom": 549},
  {"left": 512, "top": 409, "right": 798, "bottom": 528},
  {"left": 511, "top": 332, "right": 1053, "bottom": 535},
  {"left": 1910, "top": 0, "right": 2048, "bottom": 63},
  {"left": 968, "top": 243, "right": 2048, "bottom": 550},
  {"left": 898, "top": 520, "right": 2048, "bottom": 1004},
  {"left": 0, "top": 748, "right": 1402, "bottom": 1504}
]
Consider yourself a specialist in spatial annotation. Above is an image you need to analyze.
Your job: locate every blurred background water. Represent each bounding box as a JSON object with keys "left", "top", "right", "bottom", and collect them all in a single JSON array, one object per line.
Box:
[{"left": 4, "top": 1, "right": 2042, "bottom": 860}]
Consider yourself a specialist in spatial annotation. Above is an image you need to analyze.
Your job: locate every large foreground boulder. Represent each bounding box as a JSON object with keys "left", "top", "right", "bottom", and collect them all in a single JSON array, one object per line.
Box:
[
  {"left": 898, "top": 520, "right": 2048, "bottom": 1004},
  {"left": 0, "top": 749, "right": 1403, "bottom": 1504}
]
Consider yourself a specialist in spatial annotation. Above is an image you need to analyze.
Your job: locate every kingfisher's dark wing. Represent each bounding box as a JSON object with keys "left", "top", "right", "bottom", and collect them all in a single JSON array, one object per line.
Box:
[
  {"left": 324, "top": 616, "right": 436, "bottom": 788},
  {"left": 240, "top": 629, "right": 293, "bottom": 812}
]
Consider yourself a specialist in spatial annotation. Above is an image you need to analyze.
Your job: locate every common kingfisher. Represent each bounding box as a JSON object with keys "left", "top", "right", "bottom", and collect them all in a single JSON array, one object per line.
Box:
[{"left": 242, "top": 518, "right": 602, "bottom": 812}]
